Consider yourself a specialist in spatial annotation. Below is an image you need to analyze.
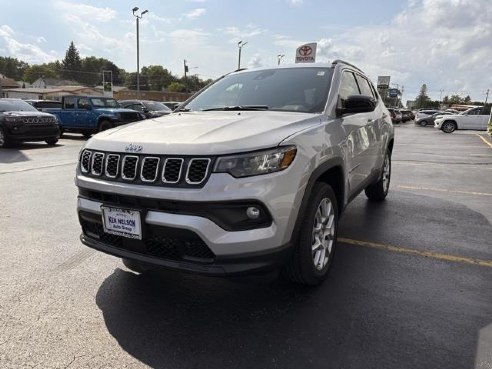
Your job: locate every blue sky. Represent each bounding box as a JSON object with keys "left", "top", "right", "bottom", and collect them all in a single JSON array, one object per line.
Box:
[{"left": 0, "top": 0, "right": 491, "bottom": 102}]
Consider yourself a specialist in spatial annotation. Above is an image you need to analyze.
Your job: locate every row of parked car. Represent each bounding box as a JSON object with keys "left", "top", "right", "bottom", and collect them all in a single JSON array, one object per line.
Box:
[
  {"left": 386, "top": 108, "right": 415, "bottom": 124},
  {"left": 414, "top": 107, "right": 491, "bottom": 132},
  {"left": 0, "top": 97, "right": 183, "bottom": 148}
]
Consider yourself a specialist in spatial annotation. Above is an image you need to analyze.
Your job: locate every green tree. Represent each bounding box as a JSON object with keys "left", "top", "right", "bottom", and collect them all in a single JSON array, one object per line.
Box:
[
  {"left": 22, "top": 64, "right": 57, "bottom": 83},
  {"left": 415, "top": 84, "right": 432, "bottom": 108},
  {"left": 167, "top": 81, "right": 186, "bottom": 92},
  {"left": 79, "top": 57, "right": 124, "bottom": 86},
  {"left": 141, "top": 65, "right": 176, "bottom": 91},
  {"left": 0, "top": 56, "right": 29, "bottom": 80},
  {"left": 61, "top": 41, "right": 82, "bottom": 82}
]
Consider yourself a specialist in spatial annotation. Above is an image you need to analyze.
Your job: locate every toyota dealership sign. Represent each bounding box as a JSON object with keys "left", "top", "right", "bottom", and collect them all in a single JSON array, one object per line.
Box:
[{"left": 295, "top": 43, "right": 317, "bottom": 63}]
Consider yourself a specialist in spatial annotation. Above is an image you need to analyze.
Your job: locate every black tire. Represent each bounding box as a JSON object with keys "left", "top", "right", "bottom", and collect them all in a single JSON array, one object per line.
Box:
[
  {"left": 98, "top": 120, "right": 113, "bottom": 132},
  {"left": 122, "top": 258, "right": 155, "bottom": 274},
  {"left": 365, "top": 149, "right": 391, "bottom": 201},
  {"left": 420, "top": 120, "right": 428, "bottom": 127},
  {"left": 45, "top": 138, "right": 58, "bottom": 146},
  {"left": 59, "top": 128, "right": 64, "bottom": 137},
  {"left": 0, "top": 126, "right": 11, "bottom": 148},
  {"left": 441, "top": 121, "right": 456, "bottom": 133},
  {"left": 82, "top": 132, "right": 92, "bottom": 139},
  {"left": 284, "top": 183, "right": 338, "bottom": 286}
]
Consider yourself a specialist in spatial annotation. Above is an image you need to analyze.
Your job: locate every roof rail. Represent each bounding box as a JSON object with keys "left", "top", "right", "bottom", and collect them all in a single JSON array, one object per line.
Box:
[{"left": 331, "top": 59, "right": 363, "bottom": 73}]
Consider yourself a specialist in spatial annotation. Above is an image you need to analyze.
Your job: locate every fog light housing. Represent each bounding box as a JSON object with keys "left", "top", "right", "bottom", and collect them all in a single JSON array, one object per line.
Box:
[{"left": 246, "top": 206, "right": 260, "bottom": 219}]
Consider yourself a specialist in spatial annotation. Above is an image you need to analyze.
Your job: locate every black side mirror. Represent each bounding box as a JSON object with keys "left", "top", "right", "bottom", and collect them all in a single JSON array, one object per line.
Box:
[{"left": 337, "top": 95, "right": 376, "bottom": 116}]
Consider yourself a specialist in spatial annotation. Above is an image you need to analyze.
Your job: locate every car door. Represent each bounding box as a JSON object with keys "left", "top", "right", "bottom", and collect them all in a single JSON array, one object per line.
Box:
[
  {"left": 60, "top": 97, "right": 77, "bottom": 127},
  {"left": 76, "top": 97, "right": 92, "bottom": 129},
  {"left": 338, "top": 70, "right": 377, "bottom": 193}
]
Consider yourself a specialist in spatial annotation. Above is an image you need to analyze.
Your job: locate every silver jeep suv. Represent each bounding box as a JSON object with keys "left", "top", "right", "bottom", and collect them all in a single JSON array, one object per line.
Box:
[{"left": 76, "top": 60, "right": 394, "bottom": 285}]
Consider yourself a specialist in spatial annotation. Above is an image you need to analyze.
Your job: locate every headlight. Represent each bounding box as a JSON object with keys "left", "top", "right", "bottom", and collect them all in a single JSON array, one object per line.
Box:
[
  {"left": 214, "top": 146, "right": 297, "bottom": 178},
  {"left": 5, "top": 116, "right": 20, "bottom": 123}
]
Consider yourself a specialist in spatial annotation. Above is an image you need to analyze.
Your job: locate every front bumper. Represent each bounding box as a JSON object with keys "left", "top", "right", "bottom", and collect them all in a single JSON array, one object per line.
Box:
[
  {"left": 5, "top": 124, "right": 60, "bottom": 141},
  {"left": 76, "top": 159, "right": 307, "bottom": 275}
]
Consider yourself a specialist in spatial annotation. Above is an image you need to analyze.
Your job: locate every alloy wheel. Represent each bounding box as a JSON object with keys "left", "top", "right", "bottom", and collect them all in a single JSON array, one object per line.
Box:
[{"left": 311, "top": 198, "right": 336, "bottom": 271}]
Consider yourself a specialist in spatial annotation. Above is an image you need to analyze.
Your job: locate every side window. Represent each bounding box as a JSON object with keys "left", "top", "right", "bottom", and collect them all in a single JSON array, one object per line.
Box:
[
  {"left": 355, "top": 74, "right": 374, "bottom": 98},
  {"left": 78, "top": 98, "right": 90, "bottom": 109},
  {"left": 64, "top": 97, "right": 76, "bottom": 109},
  {"left": 130, "top": 104, "right": 144, "bottom": 112},
  {"left": 338, "top": 71, "right": 360, "bottom": 107},
  {"left": 368, "top": 81, "right": 379, "bottom": 100}
]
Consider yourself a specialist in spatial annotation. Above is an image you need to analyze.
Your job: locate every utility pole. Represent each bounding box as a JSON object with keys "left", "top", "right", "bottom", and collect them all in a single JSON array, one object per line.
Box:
[
  {"left": 237, "top": 40, "right": 248, "bottom": 70},
  {"left": 132, "top": 7, "right": 148, "bottom": 98},
  {"left": 183, "top": 60, "right": 189, "bottom": 93},
  {"left": 485, "top": 89, "right": 490, "bottom": 105},
  {"left": 277, "top": 54, "right": 285, "bottom": 65}
]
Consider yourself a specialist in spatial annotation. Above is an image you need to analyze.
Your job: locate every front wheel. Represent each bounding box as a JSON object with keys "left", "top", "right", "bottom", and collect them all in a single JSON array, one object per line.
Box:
[
  {"left": 98, "top": 120, "right": 113, "bottom": 132},
  {"left": 284, "top": 183, "right": 338, "bottom": 286},
  {"left": 365, "top": 149, "right": 391, "bottom": 201},
  {"left": 441, "top": 121, "right": 456, "bottom": 133},
  {"left": 0, "top": 126, "right": 11, "bottom": 148},
  {"left": 420, "top": 120, "right": 428, "bottom": 127}
]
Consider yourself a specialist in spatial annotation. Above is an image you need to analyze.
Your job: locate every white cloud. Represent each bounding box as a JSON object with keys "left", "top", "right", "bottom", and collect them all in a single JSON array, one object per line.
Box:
[
  {"left": 248, "top": 54, "right": 263, "bottom": 69},
  {"left": 290, "top": 0, "right": 492, "bottom": 100},
  {"left": 223, "top": 25, "right": 268, "bottom": 42},
  {"left": 54, "top": 1, "right": 117, "bottom": 22},
  {"left": 0, "top": 25, "right": 56, "bottom": 64},
  {"left": 289, "top": 0, "right": 303, "bottom": 5},
  {"left": 185, "top": 8, "right": 206, "bottom": 19}
]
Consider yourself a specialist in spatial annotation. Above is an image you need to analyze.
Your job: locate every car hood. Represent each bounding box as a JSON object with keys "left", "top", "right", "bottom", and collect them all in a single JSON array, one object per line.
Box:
[
  {"left": 86, "top": 111, "right": 321, "bottom": 155},
  {"left": 3, "top": 111, "right": 55, "bottom": 117}
]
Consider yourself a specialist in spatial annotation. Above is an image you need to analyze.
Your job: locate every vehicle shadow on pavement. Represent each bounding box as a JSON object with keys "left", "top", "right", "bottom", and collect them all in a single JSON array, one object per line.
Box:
[
  {"left": 0, "top": 148, "right": 31, "bottom": 163},
  {"left": 95, "top": 238, "right": 490, "bottom": 369}
]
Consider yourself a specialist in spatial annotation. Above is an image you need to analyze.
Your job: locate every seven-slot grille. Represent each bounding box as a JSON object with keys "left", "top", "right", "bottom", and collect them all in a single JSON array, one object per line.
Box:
[{"left": 79, "top": 150, "right": 212, "bottom": 187}]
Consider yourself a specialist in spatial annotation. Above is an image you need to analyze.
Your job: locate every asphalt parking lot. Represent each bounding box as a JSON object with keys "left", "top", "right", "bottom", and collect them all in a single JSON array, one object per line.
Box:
[{"left": 1, "top": 123, "right": 491, "bottom": 369}]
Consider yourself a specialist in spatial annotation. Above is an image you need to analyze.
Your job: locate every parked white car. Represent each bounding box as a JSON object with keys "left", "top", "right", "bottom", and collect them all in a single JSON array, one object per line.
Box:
[{"left": 434, "top": 107, "right": 491, "bottom": 133}]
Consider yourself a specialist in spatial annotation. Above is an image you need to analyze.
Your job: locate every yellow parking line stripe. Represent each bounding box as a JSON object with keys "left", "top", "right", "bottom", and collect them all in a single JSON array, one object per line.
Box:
[
  {"left": 477, "top": 134, "right": 492, "bottom": 149},
  {"left": 396, "top": 185, "right": 492, "bottom": 197},
  {"left": 339, "top": 238, "right": 492, "bottom": 268}
]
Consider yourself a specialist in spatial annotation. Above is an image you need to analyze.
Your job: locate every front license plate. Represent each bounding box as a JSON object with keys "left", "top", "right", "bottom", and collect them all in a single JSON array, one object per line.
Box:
[{"left": 101, "top": 206, "right": 142, "bottom": 240}]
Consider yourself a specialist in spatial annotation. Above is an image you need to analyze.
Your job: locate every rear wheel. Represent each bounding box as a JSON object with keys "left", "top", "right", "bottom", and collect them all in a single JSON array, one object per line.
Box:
[
  {"left": 284, "top": 183, "right": 338, "bottom": 286},
  {"left": 45, "top": 138, "right": 58, "bottom": 146},
  {"left": 98, "top": 120, "right": 113, "bottom": 132},
  {"left": 420, "top": 120, "right": 428, "bottom": 127},
  {"left": 441, "top": 121, "right": 456, "bottom": 133},
  {"left": 365, "top": 149, "right": 391, "bottom": 201}
]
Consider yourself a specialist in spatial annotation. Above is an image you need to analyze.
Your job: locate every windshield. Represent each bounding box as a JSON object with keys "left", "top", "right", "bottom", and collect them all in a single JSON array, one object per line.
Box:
[
  {"left": 183, "top": 67, "right": 333, "bottom": 113},
  {"left": 144, "top": 101, "right": 172, "bottom": 112},
  {"left": 90, "top": 98, "right": 121, "bottom": 108},
  {"left": 0, "top": 99, "right": 39, "bottom": 112}
]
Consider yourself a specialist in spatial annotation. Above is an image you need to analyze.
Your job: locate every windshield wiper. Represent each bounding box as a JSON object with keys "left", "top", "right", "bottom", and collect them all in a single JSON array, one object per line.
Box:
[
  {"left": 175, "top": 107, "right": 191, "bottom": 112},
  {"left": 201, "top": 105, "right": 269, "bottom": 111}
]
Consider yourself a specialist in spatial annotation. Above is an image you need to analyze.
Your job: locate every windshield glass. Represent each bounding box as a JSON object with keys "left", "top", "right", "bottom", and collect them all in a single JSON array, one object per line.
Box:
[
  {"left": 144, "top": 101, "right": 172, "bottom": 112},
  {"left": 90, "top": 98, "right": 121, "bottom": 108},
  {"left": 0, "top": 99, "right": 39, "bottom": 112},
  {"left": 183, "top": 67, "right": 333, "bottom": 113}
]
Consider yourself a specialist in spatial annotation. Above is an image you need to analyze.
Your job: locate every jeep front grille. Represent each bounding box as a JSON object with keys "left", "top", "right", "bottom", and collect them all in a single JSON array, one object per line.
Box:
[{"left": 79, "top": 149, "right": 213, "bottom": 188}]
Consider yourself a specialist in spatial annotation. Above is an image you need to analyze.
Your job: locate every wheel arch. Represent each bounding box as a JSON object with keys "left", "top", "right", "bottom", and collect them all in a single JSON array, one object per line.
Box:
[{"left": 289, "top": 159, "right": 345, "bottom": 247}]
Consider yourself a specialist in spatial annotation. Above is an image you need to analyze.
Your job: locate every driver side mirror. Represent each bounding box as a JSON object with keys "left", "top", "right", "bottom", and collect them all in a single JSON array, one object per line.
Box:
[{"left": 337, "top": 95, "right": 376, "bottom": 116}]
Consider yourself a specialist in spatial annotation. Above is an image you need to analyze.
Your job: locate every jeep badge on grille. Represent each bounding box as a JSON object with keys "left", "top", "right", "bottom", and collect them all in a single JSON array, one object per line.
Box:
[{"left": 125, "top": 143, "right": 143, "bottom": 153}]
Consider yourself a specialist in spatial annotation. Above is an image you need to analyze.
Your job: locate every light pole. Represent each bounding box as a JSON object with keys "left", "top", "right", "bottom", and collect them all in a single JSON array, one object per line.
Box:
[
  {"left": 277, "top": 54, "right": 285, "bottom": 65},
  {"left": 237, "top": 40, "right": 248, "bottom": 70},
  {"left": 439, "top": 89, "right": 444, "bottom": 108},
  {"left": 132, "top": 7, "right": 148, "bottom": 98}
]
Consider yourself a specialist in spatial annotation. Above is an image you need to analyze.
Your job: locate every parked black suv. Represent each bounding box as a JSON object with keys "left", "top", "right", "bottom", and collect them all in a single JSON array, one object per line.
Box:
[
  {"left": 119, "top": 100, "right": 173, "bottom": 118},
  {"left": 0, "top": 98, "right": 60, "bottom": 148}
]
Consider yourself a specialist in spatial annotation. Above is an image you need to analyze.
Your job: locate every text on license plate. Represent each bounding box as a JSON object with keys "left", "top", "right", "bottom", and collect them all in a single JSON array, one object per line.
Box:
[{"left": 101, "top": 206, "right": 142, "bottom": 240}]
